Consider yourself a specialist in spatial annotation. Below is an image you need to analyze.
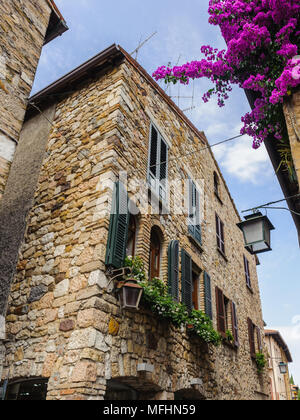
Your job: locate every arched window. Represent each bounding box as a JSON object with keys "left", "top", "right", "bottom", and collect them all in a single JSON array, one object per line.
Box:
[
  {"left": 149, "top": 227, "right": 162, "bottom": 280},
  {"left": 126, "top": 215, "right": 137, "bottom": 257}
]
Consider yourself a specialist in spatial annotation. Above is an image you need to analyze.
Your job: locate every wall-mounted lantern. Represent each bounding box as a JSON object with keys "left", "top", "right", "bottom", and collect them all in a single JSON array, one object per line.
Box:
[
  {"left": 117, "top": 279, "right": 143, "bottom": 310},
  {"left": 237, "top": 212, "right": 275, "bottom": 255},
  {"left": 279, "top": 362, "right": 288, "bottom": 375}
]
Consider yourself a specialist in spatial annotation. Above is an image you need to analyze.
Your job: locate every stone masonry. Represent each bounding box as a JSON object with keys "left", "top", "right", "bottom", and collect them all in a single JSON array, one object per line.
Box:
[
  {"left": 0, "top": 0, "right": 61, "bottom": 200},
  {"left": 1, "top": 46, "right": 270, "bottom": 400},
  {"left": 284, "top": 89, "right": 300, "bottom": 188}
]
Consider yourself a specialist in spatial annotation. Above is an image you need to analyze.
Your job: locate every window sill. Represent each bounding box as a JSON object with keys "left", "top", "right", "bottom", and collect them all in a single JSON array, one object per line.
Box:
[
  {"left": 188, "top": 234, "right": 204, "bottom": 253},
  {"left": 217, "top": 248, "right": 228, "bottom": 262},
  {"left": 222, "top": 338, "right": 239, "bottom": 351}
]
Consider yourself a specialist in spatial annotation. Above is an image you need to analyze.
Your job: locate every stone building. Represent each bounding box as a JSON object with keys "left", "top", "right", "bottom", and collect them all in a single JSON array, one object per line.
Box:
[
  {"left": 0, "top": 0, "right": 67, "bottom": 379},
  {"left": 265, "top": 330, "right": 293, "bottom": 401},
  {"left": 0, "top": 0, "right": 67, "bottom": 201},
  {"left": 0, "top": 44, "right": 270, "bottom": 400}
]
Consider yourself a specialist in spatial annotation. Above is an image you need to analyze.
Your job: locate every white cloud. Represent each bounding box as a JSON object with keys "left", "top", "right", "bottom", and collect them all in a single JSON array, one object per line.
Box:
[{"left": 212, "top": 136, "right": 272, "bottom": 184}]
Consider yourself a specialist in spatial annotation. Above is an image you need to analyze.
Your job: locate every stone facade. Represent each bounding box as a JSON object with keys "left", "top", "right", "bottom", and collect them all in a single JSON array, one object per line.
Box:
[
  {"left": 1, "top": 46, "right": 270, "bottom": 400},
  {"left": 284, "top": 90, "right": 300, "bottom": 188},
  {"left": 0, "top": 0, "right": 65, "bottom": 200}
]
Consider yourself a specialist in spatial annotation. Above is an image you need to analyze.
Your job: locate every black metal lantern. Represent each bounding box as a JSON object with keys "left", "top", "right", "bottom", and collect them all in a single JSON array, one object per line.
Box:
[
  {"left": 237, "top": 212, "right": 275, "bottom": 255},
  {"left": 279, "top": 362, "right": 288, "bottom": 375},
  {"left": 117, "top": 279, "right": 143, "bottom": 310}
]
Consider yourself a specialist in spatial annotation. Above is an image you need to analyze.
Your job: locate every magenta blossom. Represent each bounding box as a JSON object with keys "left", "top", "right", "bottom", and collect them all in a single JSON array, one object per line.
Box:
[{"left": 153, "top": 0, "right": 300, "bottom": 148}]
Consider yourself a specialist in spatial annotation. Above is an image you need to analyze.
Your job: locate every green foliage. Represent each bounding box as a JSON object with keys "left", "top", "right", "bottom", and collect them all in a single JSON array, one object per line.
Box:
[
  {"left": 124, "top": 256, "right": 221, "bottom": 346},
  {"left": 255, "top": 352, "right": 267, "bottom": 374},
  {"left": 226, "top": 329, "right": 234, "bottom": 343}
]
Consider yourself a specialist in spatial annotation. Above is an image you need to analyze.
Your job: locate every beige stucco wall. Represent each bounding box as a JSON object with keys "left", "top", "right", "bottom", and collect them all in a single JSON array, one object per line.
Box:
[
  {"left": 1, "top": 58, "right": 270, "bottom": 400},
  {"left": 265, "top": 335, "right": 291, "bottom": 400},
  {"left": 0, "top": 0, "right": 53, "bottom": 200}
]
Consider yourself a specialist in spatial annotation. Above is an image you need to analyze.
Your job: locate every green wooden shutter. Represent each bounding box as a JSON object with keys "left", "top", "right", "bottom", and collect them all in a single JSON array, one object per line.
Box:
[
  {"left": 204, "top": 272, "right": 213, "bottom": 320},
  {"left": 181, "top": 249, "right": 193, "bottom": 311},
  {"left": 168, "top": 240, "right": 179, "bottom": 301},
  {"left": 105, "top": 181, "right": 130, "bottom": 269}
]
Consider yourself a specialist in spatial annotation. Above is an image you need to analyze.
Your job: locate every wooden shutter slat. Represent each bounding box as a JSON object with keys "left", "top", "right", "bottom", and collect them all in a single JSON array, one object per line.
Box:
[
  {"left": 204, "top": 272, "right": 213, "bottom": 320},
  {"left": 181, "top": 249, "right": 193, "bottom": 311}
]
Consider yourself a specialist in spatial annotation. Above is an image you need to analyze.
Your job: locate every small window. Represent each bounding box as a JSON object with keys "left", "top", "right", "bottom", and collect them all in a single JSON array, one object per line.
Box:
[
  {"left": 244, "top": 255, "right": 252, "bottom": 289},
  {"left": 5, "top": 379, "right": 48, "bottom": 400},
  {"left": 149, "top": 227, "right": 162, "bottom": 280},
  {"left": 147, "top": 124, "right": 168, "bottom": 202},
  {"left": 216, "top": 214, "right": 225, "bottom": 255},
  {"left": 126, "top": 215, "right": 138, "bottom": 257},
  {"left": 214, "top": 172, "right": 220, "bottom": 198},
  {"left": 192, "top": 270, "right": 200, "bottom": 311},
  {"left": 248, "top": 319, "right": 262, "bottom": 358},
  {"left": 216, "top": 287, "right": 239, "bottom": 346}
]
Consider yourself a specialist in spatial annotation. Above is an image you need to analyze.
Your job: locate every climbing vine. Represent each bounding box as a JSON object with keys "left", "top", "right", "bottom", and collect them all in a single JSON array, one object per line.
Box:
[{"left": 124, "top": 256, "right": 222, "bottom": 346}]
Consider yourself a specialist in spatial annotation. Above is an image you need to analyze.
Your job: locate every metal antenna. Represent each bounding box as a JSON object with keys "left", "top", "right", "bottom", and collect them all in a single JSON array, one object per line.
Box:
[{"left": 130, "top": 31, "right": 158, "bottom": 61}]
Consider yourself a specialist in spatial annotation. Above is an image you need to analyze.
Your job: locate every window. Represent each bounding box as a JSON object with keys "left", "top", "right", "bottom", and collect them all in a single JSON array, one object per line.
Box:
[
  {"left": 147, "top": 124, "right": 168, "bottom": 202},
  {"left": 149, "top": 227, "right": 162, "bottom": 280},
  {"left": 192, "top": 270, "right": 200, "bottom": 310},
  {"left": 214, "top": 172, "right": 220, "bottom": 198},
  {"left": 216, "top": 214, "right": 225, "bottom": 255},
  {"left": 244, "top": 255, "right": 252, "bottom": 289},
  {"left": 5, "top": 379, "right": 48, "bottom": 400},
  {"left": 126, "top": 215, "right": 138, "bottom": 257},
  {"left": 188, "top": 179, "right": 202, "bottom": 246},
  {"left": 216, "top": 287, "right": 239, "bottom": 347},
  {"left": 248, "top": 318, "right": 263, "bottom": 358}
]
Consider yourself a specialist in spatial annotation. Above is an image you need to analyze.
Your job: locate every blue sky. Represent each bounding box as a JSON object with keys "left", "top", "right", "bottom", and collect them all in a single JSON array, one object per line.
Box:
[{"left": 33, "top": 0, "right": 300, "bottom": 385}]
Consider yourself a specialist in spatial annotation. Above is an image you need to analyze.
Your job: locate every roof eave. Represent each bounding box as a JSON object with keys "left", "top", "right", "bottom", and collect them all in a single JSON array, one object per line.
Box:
[{"left": 44, "top": 0, "right": 68, "bottom": 46}]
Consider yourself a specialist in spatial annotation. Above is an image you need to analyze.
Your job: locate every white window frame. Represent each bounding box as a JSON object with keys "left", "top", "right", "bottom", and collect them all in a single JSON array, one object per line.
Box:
[{"left": 147, "top": 123, "right": 169, "bottom": 203}]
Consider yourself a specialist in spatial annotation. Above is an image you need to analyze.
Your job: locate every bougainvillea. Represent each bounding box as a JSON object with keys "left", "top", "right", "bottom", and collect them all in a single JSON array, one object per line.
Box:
[{"left": 153, "top": 0, "right": 300, "bottom": 149}]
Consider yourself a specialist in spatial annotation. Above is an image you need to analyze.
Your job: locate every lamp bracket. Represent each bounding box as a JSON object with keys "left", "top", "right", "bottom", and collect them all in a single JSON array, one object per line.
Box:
[{"left": 106, "top": 266, "right": 133, "bottom": 293}]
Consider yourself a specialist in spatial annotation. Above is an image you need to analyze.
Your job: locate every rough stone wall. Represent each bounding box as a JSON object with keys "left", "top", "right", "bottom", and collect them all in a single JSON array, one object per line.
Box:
[
  {"left": 1, "top": 59, "right": 270, "bottom": 400},
  {"left": 0, "top": 0, "right": 52, "bottom": 199},
  {"left": 284, "top": 90, "right": 300, "bottom": 188}
]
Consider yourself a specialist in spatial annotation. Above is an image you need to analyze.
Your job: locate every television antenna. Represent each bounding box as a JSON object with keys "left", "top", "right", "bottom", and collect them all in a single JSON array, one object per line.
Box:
[{"left": 131, "top": 31, "right": 158, "bottom": 61}]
